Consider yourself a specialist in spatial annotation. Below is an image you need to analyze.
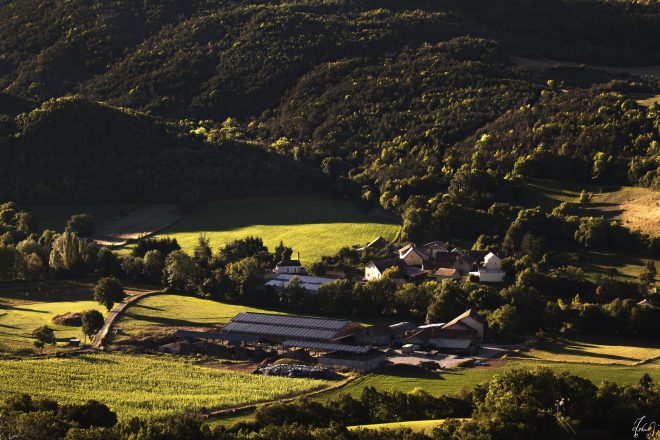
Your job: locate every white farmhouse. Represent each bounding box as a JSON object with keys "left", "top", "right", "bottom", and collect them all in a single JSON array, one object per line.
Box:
[
  {"left": 470, "top": 252, "right": 506, "bottom": 283},
  {"left": 483, "top": 252, "right": 501, "bottom": 270},
  {"left": 275, "top": 259, "right": 305, "bottom": 274}
]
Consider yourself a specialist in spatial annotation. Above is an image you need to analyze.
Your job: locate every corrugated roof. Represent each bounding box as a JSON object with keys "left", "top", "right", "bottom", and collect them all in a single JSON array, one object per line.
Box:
[
  {"left": 231, "top": 312, "right": 349, "bottom": 330},
  {"left": 283, "top": 340, "right": 372, "bottom": 354},
  {"left": 222, "top": 322, "right": 340, "bottom": 340},
  {"left": 276, "top": 259, "right": 301, "bottom": 267},
  {"left": 174, "top": 330, "right": 261, "bottom": 343}
]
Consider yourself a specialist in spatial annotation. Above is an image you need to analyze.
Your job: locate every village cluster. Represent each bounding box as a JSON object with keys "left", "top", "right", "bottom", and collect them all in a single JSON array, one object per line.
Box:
[
  {"left": 267, "top": 237, "right": 506, "bottom": 294},
  {"left": 159, "top": 238, "right": 498, "bottom": 373}
]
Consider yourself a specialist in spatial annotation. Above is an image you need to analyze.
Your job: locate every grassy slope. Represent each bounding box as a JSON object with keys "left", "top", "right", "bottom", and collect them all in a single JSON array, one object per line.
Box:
[
  {"left": 0, "top": 280, "right": 151, "bottom": 349},
  {"left": 313, "top": 360, "right": 660, "bottom": 403},
  {"left": 515, "top": 336, "right": 660, "bottom": 365},
  {"left": 521, "top": 179, "right": 659, "bottom": 281},
  {"left": 522, "top": 179, "right": 659, "bottom": 235},
  {"left": 0, "top": 299, "right": 105, "bottom": 347},
  {"left": 151, "top": 196, "right": 400, "bottom": 264},
  {"left": 118, "top": 294, "right": 281, "bottom": 331},
  {"left": 0, "top": 353, "right": 327, "bottom": 420}
]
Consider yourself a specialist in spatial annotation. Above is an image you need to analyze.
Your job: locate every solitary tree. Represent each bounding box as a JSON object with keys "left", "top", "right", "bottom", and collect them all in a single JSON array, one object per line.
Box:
[
  {"left": 32, "top": 326, "right": 56, "bottom": 352},
  {"left": 81, "top": 309, "right": 105, "bottom": 342},
  {"left": 93, "top": 277, "right": 125, "bottom": 311}
]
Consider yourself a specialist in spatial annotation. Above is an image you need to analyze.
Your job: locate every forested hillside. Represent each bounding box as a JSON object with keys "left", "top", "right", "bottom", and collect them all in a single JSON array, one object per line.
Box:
[{"left": 0, "top": 0, "right": 659, "bottom": 206}]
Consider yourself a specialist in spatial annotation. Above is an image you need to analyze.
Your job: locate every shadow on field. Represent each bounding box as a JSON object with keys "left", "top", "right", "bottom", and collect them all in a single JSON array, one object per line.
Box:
[
  {"left": 0, "top": 304, "right": 49, "bottom": 314},
  {"left": 123, "top": 312, "right": 211, "bottom": 327},
  {"left": 164, "top": 196, "right": 398, "bottom": 233}
]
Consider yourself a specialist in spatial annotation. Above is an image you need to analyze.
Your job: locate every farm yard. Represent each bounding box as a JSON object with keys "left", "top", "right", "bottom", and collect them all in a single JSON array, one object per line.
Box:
[
  {"left": 148, "top": 196, "right": 400, "bottom": 264},
  {"left": 0, "top": 353, "right": 329, "bottom": 420}
]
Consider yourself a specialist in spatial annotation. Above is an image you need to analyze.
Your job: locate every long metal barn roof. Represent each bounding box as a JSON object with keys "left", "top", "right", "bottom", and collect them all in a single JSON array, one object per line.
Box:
[
  {"left": 222, "top": 312, "right": 359, "bottom": 341},
  {"left": 282, "top": 340, "right": 372, "bottom": 354},
  {"left": 230, "top": 312, "right": 350, "bottom": 330}
]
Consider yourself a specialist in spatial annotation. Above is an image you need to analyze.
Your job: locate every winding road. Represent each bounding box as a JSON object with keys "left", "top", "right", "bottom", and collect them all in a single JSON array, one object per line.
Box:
[{"left": 91, "top": 291, "right": 164, "bottom": 349}]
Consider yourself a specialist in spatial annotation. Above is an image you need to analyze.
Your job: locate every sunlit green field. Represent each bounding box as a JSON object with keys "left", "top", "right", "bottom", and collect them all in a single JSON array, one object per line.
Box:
[
  {"left": 513, "top": 336, "right": 660, "bottom": 365},
  {"left": 0, "top": 298, "right": 105, "bottom": 348},
  {"left": 0, "top": 353, "right": 328, "bottom": 420},
  {"left": 349, "top": 419, "right": 464, "bottom": 433},
  {"left": 314, "top": 360, "right": 660, "bottom": 403},
  {"left": 118, "top": 294, "right": 281, "bottom": 331},
  {"left": 148, "top": 196, "right": 400, "bottom": 264}
]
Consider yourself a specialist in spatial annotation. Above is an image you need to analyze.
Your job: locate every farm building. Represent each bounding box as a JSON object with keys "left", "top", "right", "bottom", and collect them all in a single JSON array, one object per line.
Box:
[
  {"left": 404, "top": 309, "right": 484, "bottom": 353},
  {"left": 389, "top": 322, "right": 418, "bottom": 342},
  {"left": 364, "top": 258, "right": 407, "bottom": 281},
  {"left": 400, "top": 245, "right": 430, "bottom": 266},
  {"left": 469, "top": 252, "right": 506, "bottom": 283},
  {"left": 163, "top": 330, "right": 267, "bottom": 358},
  {"left": 222, "top": 312, "right": 362, "bottom": 344},
  {"left": 275, "top": 258, "right": 305, "bottom": 274},
  {"left": 434, "top": 267, "right": 461, "bottom": 280},
  {"left": 358, "top": 236, "right": 389, "bottom": 251},
  {"left": 282, "top": 340, "right": 385, "bottom": 371},
  {"left": 264, "top": 273, "right": 337, "bottom": 294},
  {"left": 355, "top": 323, "right": 395, "bottom": 346},
  {"left": 422, "top": 240, "right": 450, "bottom": 257}
]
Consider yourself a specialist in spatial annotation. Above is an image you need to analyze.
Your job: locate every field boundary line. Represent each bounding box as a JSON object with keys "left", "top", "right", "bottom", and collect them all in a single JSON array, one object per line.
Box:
[
  {"left": 206, "top": 373, "right": 359, "bottom": 419},
  {"left": 91, "top": 291, "right": 167, "bottom": 349}
]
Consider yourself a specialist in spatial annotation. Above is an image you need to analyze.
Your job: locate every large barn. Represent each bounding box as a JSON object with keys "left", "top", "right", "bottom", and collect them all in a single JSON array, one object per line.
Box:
[{"left": 221, "top": 312, "right": 362, "bottom": 344}]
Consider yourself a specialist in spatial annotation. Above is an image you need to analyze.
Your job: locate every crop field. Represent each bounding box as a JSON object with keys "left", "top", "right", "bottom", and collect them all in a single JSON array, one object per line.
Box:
[
  {"left": 515, "top": 336, "right": 660, "bottom": 365},
  {"left": 0, "top": 353, "right": 328, "bottom": 420},
  {"left": 348, "top": 419, "right": 462, "bottom": 433},
  {"left": 148, "top": 196, "right": 400, "bottom": 264},
  {"left": 118, "top": 294, "right": 280, "bottom": 331}
]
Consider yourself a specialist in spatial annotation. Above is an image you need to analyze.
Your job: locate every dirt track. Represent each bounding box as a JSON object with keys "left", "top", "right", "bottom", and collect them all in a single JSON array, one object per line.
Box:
[{"left": 93, "top": 204, "right": 182, "bottom": 246}]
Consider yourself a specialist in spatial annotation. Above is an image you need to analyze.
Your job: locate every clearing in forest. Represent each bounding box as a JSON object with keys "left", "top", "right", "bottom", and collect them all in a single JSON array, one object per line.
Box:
[
  {"left": 150, "top": 196, "right": 400, "bottom": 263},
  {"left": 523, "top": 179, "right": 659, "bottom": 235}
]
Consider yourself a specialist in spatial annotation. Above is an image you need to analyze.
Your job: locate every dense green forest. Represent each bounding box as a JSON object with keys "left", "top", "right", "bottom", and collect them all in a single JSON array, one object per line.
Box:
[{"left": 0, "top": 0, "right": 659, "bottom": 207}]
